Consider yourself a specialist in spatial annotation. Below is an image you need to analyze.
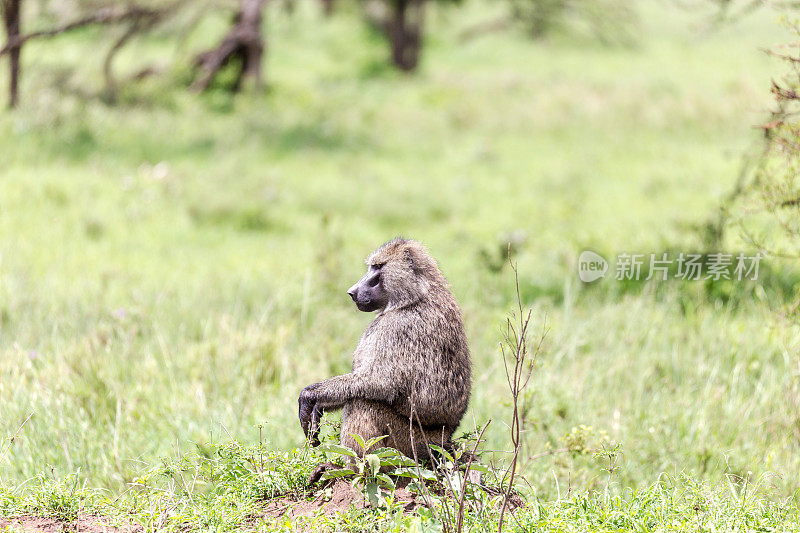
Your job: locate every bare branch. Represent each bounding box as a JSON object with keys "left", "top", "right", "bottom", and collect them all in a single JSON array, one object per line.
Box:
[{"left": 0, "top": 4, "right": 174, "bottom": 57}]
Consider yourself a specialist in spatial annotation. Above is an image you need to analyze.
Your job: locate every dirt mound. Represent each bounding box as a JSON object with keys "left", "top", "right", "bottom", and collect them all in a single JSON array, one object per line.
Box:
[
  {"left": 260, "top": 478, "right": 422, "bottom": 519},
  {"left": 0, "top": 514, "right": 137, "bottom": 533}
]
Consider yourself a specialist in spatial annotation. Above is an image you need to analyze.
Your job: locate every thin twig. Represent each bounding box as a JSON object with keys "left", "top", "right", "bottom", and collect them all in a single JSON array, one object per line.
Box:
[
  {"left": 408, "top": 403, "right": 439, "bottom": 524},
  {"left": 412, "top": 409, "right": 454, "bottom": 531},
  {"left": 497, "top": 251, "right": 547, "bottom": 532},
  {"left": 455, "top": 420, "right": 490, "bottom": 533},
  {"left": 0, "top": 412, "right": 33, "bottom": 464}
]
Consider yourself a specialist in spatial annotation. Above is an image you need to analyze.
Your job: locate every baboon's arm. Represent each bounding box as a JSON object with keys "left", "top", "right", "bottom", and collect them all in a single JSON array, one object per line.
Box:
[
  {"left": 305, "top": 373, "right": 401, "bottom": 408},
  {"left": 298, "top": 372, "right": 403, "bottom": 442}
]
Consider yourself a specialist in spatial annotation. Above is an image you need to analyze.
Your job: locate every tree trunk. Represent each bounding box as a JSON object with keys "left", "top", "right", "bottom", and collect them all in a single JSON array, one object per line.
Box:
[
  {"left": 2, "top": 0, "right": 21, "bottom": 107},
  {"left": 192, "top": 0, "right": 266, "bottom": 92},
  {"left": 386, "top": 0, "right": 423, "bottom": 72}
]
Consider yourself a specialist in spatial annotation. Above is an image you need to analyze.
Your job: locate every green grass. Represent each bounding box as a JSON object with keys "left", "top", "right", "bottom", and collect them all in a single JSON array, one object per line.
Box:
[
  {"left": 1, "top": 440, "right": 798, "bottom": 532},
  {"left": 1, "top": 0, "right": 800, "bottom": 529}
]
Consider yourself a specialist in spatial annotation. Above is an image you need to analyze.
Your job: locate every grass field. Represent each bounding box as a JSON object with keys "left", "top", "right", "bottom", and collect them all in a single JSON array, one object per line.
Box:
[{"left": 1, "top": 0, "right": 800, "bottom": 529}]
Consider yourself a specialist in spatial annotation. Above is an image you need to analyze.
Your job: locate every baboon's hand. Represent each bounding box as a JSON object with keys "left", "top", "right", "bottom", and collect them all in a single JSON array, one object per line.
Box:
[
  {"left": 308, "top": 404, "right": 323, "bottom": 447},
  {"left": 298, "top": 384, "right": 322, "bottom": 446}
]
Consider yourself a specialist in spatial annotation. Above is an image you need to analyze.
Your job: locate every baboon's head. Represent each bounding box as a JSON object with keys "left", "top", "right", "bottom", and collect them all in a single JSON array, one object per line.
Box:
[{"left": 347, "top": 238, "right": 444, "bottom": 313}]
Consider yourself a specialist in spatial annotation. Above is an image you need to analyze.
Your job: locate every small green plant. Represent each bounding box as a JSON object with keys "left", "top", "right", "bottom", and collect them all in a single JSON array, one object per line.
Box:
[
  {"left": 318, "top": 435, "right": 413, "bottom": 507},
  {"left": 561, "top": 425, "right": 611, "bottom": 456},
  {"left": 315, "top": 428, "right": 499, "bottom": 533},
  {"left": 31, "top": 471, "right": 83, "bottom": 523}
]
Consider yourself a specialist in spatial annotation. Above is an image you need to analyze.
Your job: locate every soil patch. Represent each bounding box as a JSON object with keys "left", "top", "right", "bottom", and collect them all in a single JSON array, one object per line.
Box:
[{"left": 260, "top": 478, "right": 423, "bottom": 519}]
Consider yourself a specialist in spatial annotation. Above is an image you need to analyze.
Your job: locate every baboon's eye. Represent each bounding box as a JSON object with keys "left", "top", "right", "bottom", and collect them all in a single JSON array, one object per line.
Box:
[{"left": 373, "top": 262, "right": 385, "bottom": 269}]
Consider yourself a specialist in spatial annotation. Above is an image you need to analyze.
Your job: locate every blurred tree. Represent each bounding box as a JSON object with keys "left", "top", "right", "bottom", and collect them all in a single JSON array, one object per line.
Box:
[
  {"left": 510, "top": 0, "right": 564, "bottom": 38},
  {"left": 717, "top": 17, "right": 800, "bottom": 265},
  {"left": 507, "top": 0, "right": 635, "bottom": 43},
  {"left": 364, "top": 0, "right": 429, "bottom": 71},
  {"left": 0, "top": 1, "right": 173, "bottom": 107},
  {"left": 385, "top": 0, "right": 424, "bottom": 71},
  {"left": 706, "top": 0, "right": 762, "bottom": 22},
  {"left": 101, "top": 6, "right": 168, "bottom": 101},
  {"left": 1, "top": 0, "right": 21, "bottom": 108},
  {"left": 191, "top": 0, "right": 267, "bottom": 92},
  {"left": 459, "top": 0, "right": 635, "bottom": 45},
  {"left": 735, "top": 55, "right": 800, "bottom": 258}
]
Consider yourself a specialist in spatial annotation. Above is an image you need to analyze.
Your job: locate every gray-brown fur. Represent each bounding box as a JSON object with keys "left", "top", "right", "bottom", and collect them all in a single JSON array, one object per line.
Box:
[{"left": 298, "top": 238, "right": 472, "bottom": 459}]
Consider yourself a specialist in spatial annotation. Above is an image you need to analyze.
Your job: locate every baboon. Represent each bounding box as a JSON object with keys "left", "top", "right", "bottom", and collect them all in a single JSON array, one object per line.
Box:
[{"left": 298, "top": 238, "right": 472, "bottom": 460}]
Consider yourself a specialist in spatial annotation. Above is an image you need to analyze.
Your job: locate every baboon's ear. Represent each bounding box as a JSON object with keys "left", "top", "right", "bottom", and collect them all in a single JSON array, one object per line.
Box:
[{"left": 404, "top": 248, "right": 415, "bottom": 268}]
